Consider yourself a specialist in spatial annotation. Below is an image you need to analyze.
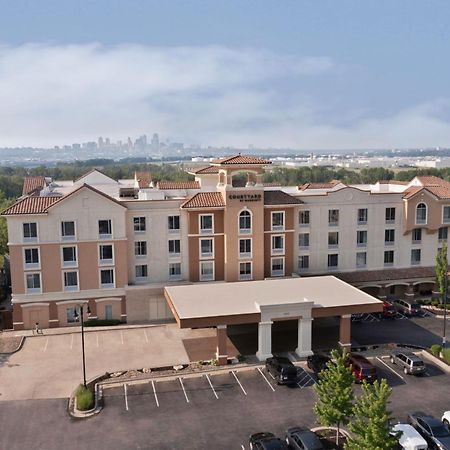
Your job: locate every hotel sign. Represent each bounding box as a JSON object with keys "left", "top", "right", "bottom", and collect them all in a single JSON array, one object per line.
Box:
[{"left": 228, "top": 194, "right": 262, "bottom": 203}]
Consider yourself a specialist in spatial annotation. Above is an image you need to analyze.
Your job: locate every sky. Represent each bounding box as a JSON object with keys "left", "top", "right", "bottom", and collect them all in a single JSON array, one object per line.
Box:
[{"left": 1, "top": 0, "right": 450, "bottom": 150}]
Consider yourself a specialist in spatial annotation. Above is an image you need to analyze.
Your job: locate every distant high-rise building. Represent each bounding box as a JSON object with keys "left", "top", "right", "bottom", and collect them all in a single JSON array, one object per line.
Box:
[
  {"left": 98, "top": 137, "right": 104, "bottom": 148},
  {"left": 105, "top": 137, "right": 110, "bottom": 146},
  {"left": 151, "top": 133, "right": 160, "bottom": 153}
]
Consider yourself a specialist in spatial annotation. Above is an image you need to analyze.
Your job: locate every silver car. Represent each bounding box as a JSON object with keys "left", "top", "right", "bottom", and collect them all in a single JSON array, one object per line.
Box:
[{"left": 390, "top": 350, "right": 426, "bottom": 375}]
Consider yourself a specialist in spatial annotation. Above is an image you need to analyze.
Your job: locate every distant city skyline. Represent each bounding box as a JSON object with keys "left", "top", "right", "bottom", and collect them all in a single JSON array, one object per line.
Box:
[{"left": 1, "top": 1, "right": 450, "bottom": 149}]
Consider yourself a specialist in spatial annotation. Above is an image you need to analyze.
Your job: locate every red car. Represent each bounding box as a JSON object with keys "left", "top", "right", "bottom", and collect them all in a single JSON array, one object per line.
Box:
[
  {"left": 382, "top": 301, "right": 396, "bottom": 319},
  {"left": 347, "top": 354, "right": 378, "bottom": 383}
]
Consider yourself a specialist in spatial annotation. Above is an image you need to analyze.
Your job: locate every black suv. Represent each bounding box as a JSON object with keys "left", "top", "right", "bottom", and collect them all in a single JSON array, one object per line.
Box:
[
  {"left": 249, "top": 432, "right": 289, "bottom": 450},
  {"left": 307, "top": 354, "right": 330, "bottom": 375},
  {"left": 408, "top": 412, "right": 450, "bottom": 449},
  {"left": 265, "top": 356, "right": 297, "bottom": 385}
]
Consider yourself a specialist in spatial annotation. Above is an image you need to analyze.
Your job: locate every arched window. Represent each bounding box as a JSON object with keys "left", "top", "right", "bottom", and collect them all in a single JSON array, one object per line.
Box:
[
  {"left": 416, "top": 203, "right": 427, "bottom": 224},
  {"left": 239, "top": 210, "right": 252, "bottom": 233}
]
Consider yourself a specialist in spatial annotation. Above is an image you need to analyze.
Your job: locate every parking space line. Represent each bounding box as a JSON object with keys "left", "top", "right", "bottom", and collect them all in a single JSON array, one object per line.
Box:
[
  {"left": 70, "top": 334, "right": 74, "bottom": 349},
  {"left": 257, "top": 367, "right": 275, "bottom": 392},
  {"left": 231, "top": 371, "right": 247, "bottom": 396},
  {"left": 179, "top": 378, "right": 189, "bottom": 403},
  {"left": 121, "top": 330, "right": 124, "bottom": 345},
  {"left": 144, "top": 330, "right": 149, "bottom": 343},
  {"left": 241, "top": 445, "right": 246, "bottom": 450},
  {"left": 124, "top": 384, "right": 129, "bottom": 411},
  {"left": 42, "top": 338, "right": 49, "bottom": 352},
  {"left": 151, "top": 380, "right": 159, "bottom": 407},
  {"left": 204, "top": 374, "right": 219, "bottom": 399},
  {"left": 96, "top": 333, "right": 99, "bottom": 348},
  {"left": 376, "top": 357, "right": 405, "bottom": 380}
]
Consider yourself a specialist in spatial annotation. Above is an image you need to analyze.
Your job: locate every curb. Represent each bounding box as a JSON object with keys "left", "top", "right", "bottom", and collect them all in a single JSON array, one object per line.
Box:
[
  {"left": 420, "top": 349, "right": 450, "bottom": 374},
  {"left": 0, "top": 336, "right": 25, "bottom": 356}
]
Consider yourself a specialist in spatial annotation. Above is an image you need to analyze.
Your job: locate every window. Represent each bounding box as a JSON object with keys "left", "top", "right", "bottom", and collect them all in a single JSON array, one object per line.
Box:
[
  {"left": 412, "top": 228, "right": 422, "bottom": 244},
  {"left": 411, "top": 249, "right": 421, "bottom": 265},
  {"left": 66, "top": 307, "right": 77, "bottom": 323},
  {"left": 439, "top": 227, "right": 448, "bottom": 241},
  {"left": 328, "top": 231, "right": 339, "bottom": 248},
  {"left": 100, "top": 269, "right": 114, "bottom": 287},
  {"left": 168, "top": 215, "right": 180, "bottom": 231},
  {"left": 298, "top": 233, "right": 309, "bottom": 248},
  {"left": 61, "top": 221, "right": 75, "bottom": 240},
  {"left": 385, "top": 207, "right": 396, "bottom": 223},
  {"left": 239, "top": 210, "right": 252, "bottom": 233},
  {"left": 239, "top": 238, "right": 252, "bottom": 257},
  {"left": 168, "top": 239, "right": 181, "bottom": 256},
  {"left": 134, "top": 241, "right": 147, "bottom": 257},
  {"left": 443, "top": 206, "right": 450, "bottom": 224},
  {"left": 200, "top": 214, "right": 213, "bottom": 233},
  {"left": 133, "top": 217, "right": 146, "bottom": 232},
  {"left": 26, "top": 273, "right": 41, "bottom": 293},
  {"left": 271, "top": 212, "right": 285, "bottom": 231},
  {"left": 99, "top": 244, "right": 113, "bottom": 264},
  {"left": 105, "top": 305, "right": 113, "bottom": 320},
  {"left": 327, "top": 254, "right": 338, "bottom": 268},
  {"left": 98, "top": 219, "right": 112, "bottom": 238},
  {"left": 271, "top": 257, "right": 284, "bottom": 276},
  {"left": 416, "top": 203, "right": 427, "bottom": 224},
  {"left": 298, "top": 255, "right": 309, "bottom": 271},
  {"left": 24, "top": 248, "right": 39, "bottom": 266},
  {"left": 384, "top": 250, "right": 394, "bottom": 266},
  {"left": 356, "top": 252, "right": 367, "bottom": 268},
  {"left": 328, "top": 209, "right": 339, "bottom": 226},
  {"left": 135, "top": 264, "right": 148, "bottom": 279},
  {"left": 23, "top": 222, "right": 37, "bottom": 241},
  {"left": 384, "top": 229, "right": 395, "bottom": 245},
  {"left": 358, "top": 208, "right": 368, "bottom": 224},
  {"left": 239, "top": 262, "right": 252, "bottom": 280},
  {"left": 357, "top": 230, "right": 368, "bottom": 247},
  {"left": 169, "top": 262, "right": 181, "bottom": 279},
  {"left": 271, "top": 235, "right": 284, "bottom": 254},
  {"left": 63, "top": 271, "right": 78, "bottom": 291},
  {"left": 62, "top": 246, "right": 77, "bottom": 267},
  {"left": 200, "top": 261, "right": 214, "bottom": 281},
  {"left": 200, "top": 238, "right": 214, "bottom": 258},
  {"left": 299, "top": 210, "right": 310, "bottom": 226}
]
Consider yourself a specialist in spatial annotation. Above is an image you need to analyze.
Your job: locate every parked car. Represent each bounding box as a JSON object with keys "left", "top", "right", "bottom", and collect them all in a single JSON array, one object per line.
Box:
[
  {"left": 443, "top": 411, "right": 450, "bottom": 426},
  {"left": 347, "top": 354, "right": 378, "bottom": 383},
  {"left": 382, "top": 301, "right": 397, "bottom": 319},
  {"left": 307, "top": 354, "right": 330, "bottom": 374},
  {"left": 390, "top": 351, "right": 426, "bottom": 375},
  {"left": 285, "top": 427, "right": 324, "bottom": 450},
  {"left": 393, "top": 299, "right": 422, "bottom": 316},
  {"left": 391, "top": 423, "right": 428, "bottom": 450},
  {"left": 408, "top": 412, "right": 450, "bottom": 449},
  {"left": 249, "top": 432, "right": 289, "bottom": 450},
  {"left": 265, "top": 356, "right": 297, "bottom": 385}
]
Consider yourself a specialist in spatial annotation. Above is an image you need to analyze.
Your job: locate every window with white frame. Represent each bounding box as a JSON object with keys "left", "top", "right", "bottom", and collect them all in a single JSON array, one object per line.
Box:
[
  {"left": 26, "top": 273, "right": 41, "bottom": 293},
  {"left": 62, "top": 246, "right": 77, "bottom": 267},
  {"left": 385, "top": 207, "right": 396, "bottom": 223},
  {"left": 384, "top": 229, "right": 395, "bottom": 245},
  {"left": 271, "top": 212, "right": 284, "bottom": 231},
  {"left": 24, "top": 248, "right": 39, "bottom": 267},
  {"left": 271, "top": 235, "right": 284, "bottom": 254},
  {"left": 135, "top": 264, "right": 148, "bottom": 279},
  {"left": 299, "top": 210, "right": 310, "bottom": 226},
  {"left": 99, "top": 244, "right": 113, "bottom": 264},
  {"left": 66, "top": 307, "right": 77, "bottom": 323},
  {"left": 357, "top": 208, "right": 368, "bottom": 224},
  {"left": 200, "top": 238, "right": 214, "bottom": 258},
  {"left": 327, "top": 254, "right": 338, "bottom": 268},
  {"left": 23, "top": 222, "right": 37, "bottom": 241},
  {"left": 98, "top": 219, "right": 112, "bottom": 238},
  {"left": 63, "top": 271, "right": 78, "bottom": 291},
  {"left": 239, "top": 262, "right": 252, "bottom": 280},
  {"left": 169, "top": 262, "right": 181, "bottom": 279},
  {"left": 100, "top": 269, "right": 114, "bottom": 287},
  {"left": 271, "top": 257, "right": 284, "bottom": 276},
  {"left": 439, "top": 227, "right": 448, "bottom": 242},
  {"left": 239, "top": 210, "right": 252, "bottom": 233},
  {"left": 134, "top": 241, "right": 147, "bottom": 257},
  {"left": 298, "top": 233, "right": 309, "bottom": 248},
  {"left": 411, "top": 248, "right": 421, "bottom": 265},
  {"left": 200, "top": 214, "right": 213, "bottom": 233},
  {"left": 416, "top": 203, "right": 427, "bottom": 224},
  {"left": 328, "top": 231, "right": 339, "bottom": 248},
  {"left": 239, "top": 238, "right": 251, "bottom": 257},
  {"left": 168, "top": 239, "right": 181, "bottom": 256},
  {"left": 412, "top": 228, "right": 422, "bottom": 244},
  {"left": 356, "top": 252, "right": 367, "bottom": 268},
  {"left": 443, "top": 206, "right": 450, "bottom": 224},
  {"left": 168, "top": 215, "right": 180, "bottom": 231},
  {"left": 61, "top": 221, "right": 75, "bottom": 240},
  {"left": 384, "top": 250, "right": 394, "bottom": 266},
  {"left": 298, "top": 255, "right": 309, "bottom": 271},
  {"left": 357, "top": 230, "right": 367, "bottom": 247},
  {"left": 133, "top": 217, "right": 146, "bottom": 232},
  {"left": 200, "top": 261, "right": 214, "bottom": 281},
  {"left": 328, "top": 209, "right": 339, "bottom": 226}
]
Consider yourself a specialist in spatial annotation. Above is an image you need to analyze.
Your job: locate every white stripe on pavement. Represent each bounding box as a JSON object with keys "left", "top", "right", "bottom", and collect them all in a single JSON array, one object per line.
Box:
[
  {"left": 42, "top": 338, "right": 49, "bottom": 352},
  {"left": 179, "top": 377, "right": 189, "bottom": 403},
  {"left": 144, "top": 330, "right": 149, "bottom": 343},
  {"left": 70, "top": 334, "right": 74, "bottom": 349},
  {"left": 376, "top": 357, "right": 405, "bottom": 380},
  {"left": 231, "top": 371, "right": 247, "bottom": 396},
  {"left": 204, "top": 374, "right": 219, "bottom": 399},
  {"left": 121, "top": 330, "right": 124, "bottom": 345},
  {"left": 124, "top": 384, "right": 129, "bottom": 411},
  {"left": 151, "top": 380, "right": 159, "bottom": 407},
  {"left": 257, "top": 367, "right": 275, "bottom": 392}
]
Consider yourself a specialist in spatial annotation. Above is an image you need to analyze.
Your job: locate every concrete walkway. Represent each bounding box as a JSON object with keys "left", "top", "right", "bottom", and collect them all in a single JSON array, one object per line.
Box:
[{"left": 0, "top": 323, "right": 215, "bottom": 401}]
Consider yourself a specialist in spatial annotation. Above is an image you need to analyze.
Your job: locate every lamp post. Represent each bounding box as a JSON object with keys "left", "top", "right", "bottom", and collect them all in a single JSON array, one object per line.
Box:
[
  {"left": 73, "top": 303, "right": 91, "bottom": 387},
  {"left": 444, "top": 270, "right": 448, "bottom": 348}
]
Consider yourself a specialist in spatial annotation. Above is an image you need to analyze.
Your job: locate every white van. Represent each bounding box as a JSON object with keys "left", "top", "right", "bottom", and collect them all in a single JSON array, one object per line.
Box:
[{"left": 392, "top": 423, "right": 428, "bottom": 450}]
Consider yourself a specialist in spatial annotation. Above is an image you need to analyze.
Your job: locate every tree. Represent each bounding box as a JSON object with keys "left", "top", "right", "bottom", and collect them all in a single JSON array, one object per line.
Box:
[
  {"left": 346, "top": 379, "right": 399, "bottom": 450},
  {"left": 314, "top": 348, "right": 355, "bottom": 445},
  {"left": 435, "top": 242, "right": 448, "bottom": 302}
]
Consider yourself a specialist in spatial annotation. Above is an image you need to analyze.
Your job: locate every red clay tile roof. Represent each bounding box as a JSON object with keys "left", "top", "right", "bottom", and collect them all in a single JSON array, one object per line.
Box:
[
  {"left": 425, "top": 185, "right": 450, "bottom": 199},
  {"left": 181, "top": 192, "right": 225, "bottom": 209},
  {"left": 211, "top": 155, "right": 271, "bottom": 165},
  {"left": 2, "top": 196, "right": 61, "bottom": 215},
  {"left": 298, "top": 180, "right": 342, "bottom": 190},
  {"left": 22, "top": 176, "right": 48, "bottom": 196},
  {"left": 192, "top": 166, "right": 220, "bottom": 174},
  {"left": 157, "top": 181, "right": 200, "bottom": 190},
  {"left": 135, "top": 171, "right": 152, "bottom": 188},
  {"left": 402, "top": 186, "right": 423, "bottom": 199},
  {"left": 415, "top": 176, "right": 447, "bottom": 187},
  {"left": 264, "top": 191, "right": 303, "bottom": 205}
]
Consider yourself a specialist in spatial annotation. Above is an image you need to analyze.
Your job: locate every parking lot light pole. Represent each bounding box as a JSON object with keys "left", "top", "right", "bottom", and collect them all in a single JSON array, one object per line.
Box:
[
  {"left": 444, "top": 271, "right": 448, "bottom": 348},
  {"left": 73, "top": 304, "right": 91, "bottom": 387}
]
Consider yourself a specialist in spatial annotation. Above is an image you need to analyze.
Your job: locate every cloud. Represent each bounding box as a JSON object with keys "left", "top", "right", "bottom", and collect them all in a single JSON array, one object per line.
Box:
[{"left": 0, "top": 42, "right": 449, "bottom": 150}]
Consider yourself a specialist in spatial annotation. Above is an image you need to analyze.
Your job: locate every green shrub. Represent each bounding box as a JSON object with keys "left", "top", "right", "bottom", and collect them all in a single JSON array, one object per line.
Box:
[
  {"left": 84, "top": 319, "right": 123, "bottom": 327},
  {"left": 75, "top": 384, "right": 94, "bottom": 411},
  {"left": 430, "top": 344, "right": 442, "bottom": 357},
  {"left": 442, "top": 348, "right": 450, "bottom": 365},
  {"left": 431, "top": 299, "right": 440, "bottom": 307}
]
